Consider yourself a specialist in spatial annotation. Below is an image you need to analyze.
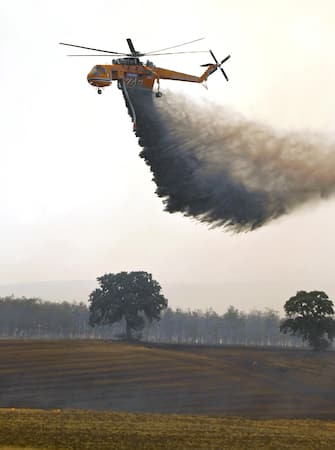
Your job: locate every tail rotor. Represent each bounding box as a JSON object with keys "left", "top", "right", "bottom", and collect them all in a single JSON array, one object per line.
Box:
[{"left": 201, "top": 50, "right": 231, "bottom": 81}]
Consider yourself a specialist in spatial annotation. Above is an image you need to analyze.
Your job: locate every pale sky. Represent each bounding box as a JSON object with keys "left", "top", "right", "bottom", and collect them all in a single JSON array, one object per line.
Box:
[{"left": 1, "top": 0, "right": 335, "bottom": 312}]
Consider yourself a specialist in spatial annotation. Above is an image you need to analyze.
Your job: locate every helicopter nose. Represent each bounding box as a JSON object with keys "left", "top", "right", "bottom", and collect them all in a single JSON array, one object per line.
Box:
[
  {"left": 87, "top": 70, "right": 96, "bottom": 86},
  {"left": 87, "top": 67, "right": 98, "bottom": 85},
  {"left": 87, "top": 66, "right": 112, "bottom": 88}
]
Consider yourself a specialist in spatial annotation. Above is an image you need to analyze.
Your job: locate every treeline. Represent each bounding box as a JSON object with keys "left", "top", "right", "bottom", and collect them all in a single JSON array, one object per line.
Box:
[
  {"left": 0, "top": 296, "right": 303, "bottom": 347},
  {"left": 143, "top": 306, "right": 303, "bottom": 347},
  {"left": 0, "top": 297, "right": 89, "bottom": 338}
]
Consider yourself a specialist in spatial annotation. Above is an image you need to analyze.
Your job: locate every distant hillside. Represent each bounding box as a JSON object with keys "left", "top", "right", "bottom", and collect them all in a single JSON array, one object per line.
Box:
[
  {"left": 0, "top": 280, "right": 96, "bottom": 303},
  {"left": 1, "top": 280, "right": 335, "bottom": 312}
]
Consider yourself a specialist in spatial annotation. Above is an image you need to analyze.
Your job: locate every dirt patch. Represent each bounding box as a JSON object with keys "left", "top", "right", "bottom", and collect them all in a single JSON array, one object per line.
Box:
[{"left": 0, "top": 340, "right": 334, "bottom": 418}]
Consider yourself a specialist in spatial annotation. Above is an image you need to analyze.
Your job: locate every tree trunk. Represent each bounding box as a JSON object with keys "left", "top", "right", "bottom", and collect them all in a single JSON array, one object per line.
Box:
[{"left": 126, "top": 322, "right": 132, "bottom": 341}]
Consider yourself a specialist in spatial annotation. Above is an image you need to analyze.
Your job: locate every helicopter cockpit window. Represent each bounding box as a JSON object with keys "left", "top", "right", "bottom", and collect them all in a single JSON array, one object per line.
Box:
[{"left": 92, "top": 66, "right": 106, "bottom": 76}]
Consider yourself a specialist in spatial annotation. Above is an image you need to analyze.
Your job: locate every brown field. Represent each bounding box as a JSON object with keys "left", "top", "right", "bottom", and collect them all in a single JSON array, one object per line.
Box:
[
  {"left": 0, "top": 340, "right": 335, "bottom": 418},
  {"left": 1, "top": 408, "right": 335, "bottom": 449}
]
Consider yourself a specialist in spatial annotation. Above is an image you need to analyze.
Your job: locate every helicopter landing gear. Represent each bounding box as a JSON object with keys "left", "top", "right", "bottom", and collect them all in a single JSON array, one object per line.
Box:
[
  {"left": 155, "top": 78, "right": 162, "bottom": 98},
  {"left": 97, "top": 88, "right": 102, "bottom": 94}
]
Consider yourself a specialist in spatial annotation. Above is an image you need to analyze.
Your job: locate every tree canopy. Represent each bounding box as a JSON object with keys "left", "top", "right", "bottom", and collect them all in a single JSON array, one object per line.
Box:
[
  {"left": 280, "top": 290, "right": 335, "bottom": 350},
  {"left": 89, "top": 271, "right": 168, "bottom": 340}
]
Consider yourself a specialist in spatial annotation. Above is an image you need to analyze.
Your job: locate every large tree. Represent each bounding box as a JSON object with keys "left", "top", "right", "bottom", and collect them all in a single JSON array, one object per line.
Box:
[
  {"left": 89, "top": 271, "right": 168, "bottom": 340},
  {"left": 280, "top": 290, "right": 335, "bottom": 350}
]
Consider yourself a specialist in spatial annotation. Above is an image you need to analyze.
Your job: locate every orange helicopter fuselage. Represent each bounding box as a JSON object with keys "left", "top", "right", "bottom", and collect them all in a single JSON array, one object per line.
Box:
[{"left": 87, "top": 58, "right": 215, "bottom": 90}]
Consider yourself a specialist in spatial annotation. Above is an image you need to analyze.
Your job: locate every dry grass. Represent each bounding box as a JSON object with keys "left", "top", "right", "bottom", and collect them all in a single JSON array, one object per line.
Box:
[
  {"left": 1, "top": 341, "right": 335, "bottom": 448},
  {"left": 1, "top": 408, "right": 335, "bottom": 450}
]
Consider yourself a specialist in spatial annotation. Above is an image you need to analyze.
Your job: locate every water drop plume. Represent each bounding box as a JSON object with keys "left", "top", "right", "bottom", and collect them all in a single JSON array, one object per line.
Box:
[{"left": 124, "top": 89, "right": 335, "bottom": 231}]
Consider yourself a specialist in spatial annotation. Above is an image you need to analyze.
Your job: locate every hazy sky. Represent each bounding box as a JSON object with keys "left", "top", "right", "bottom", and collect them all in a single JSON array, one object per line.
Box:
[{"left": 1, "top": 0, "right": 335, "bottom": 312}]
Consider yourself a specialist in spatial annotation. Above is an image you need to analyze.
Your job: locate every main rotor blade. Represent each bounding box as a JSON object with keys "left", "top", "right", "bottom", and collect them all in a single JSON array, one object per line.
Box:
[
  {"left": 59, "top": 42, "right": 125, "bottom": 55},
  {"left": 221, "top": 68, "right": 229, "bottom": 81},
  {"left": 146, "top": 50, "right": 208, "bottom": 56},
  {"left": 67, "top": 54, "right": 128, "bottom": 57},
  {"left": 145, "top": 38, "right": 205, "bottom": 55},
  {"left": 126, "top": 38, "right": 137, "bottom": 55}
]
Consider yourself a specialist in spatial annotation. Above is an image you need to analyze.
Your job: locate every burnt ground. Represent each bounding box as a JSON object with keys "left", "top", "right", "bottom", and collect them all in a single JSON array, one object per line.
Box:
[{"left": 0, "top": 340, "right": 334, "bottom": 418}]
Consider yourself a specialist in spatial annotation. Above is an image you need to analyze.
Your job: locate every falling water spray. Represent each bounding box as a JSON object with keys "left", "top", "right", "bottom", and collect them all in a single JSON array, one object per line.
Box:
[{"left": 123, "top": 88, "right": 335, "bottom": 231}]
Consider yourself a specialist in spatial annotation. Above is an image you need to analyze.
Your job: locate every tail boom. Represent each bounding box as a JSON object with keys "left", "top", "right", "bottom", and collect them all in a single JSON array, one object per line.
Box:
[{"left": 199, "top": 65, "right": 218, "bottom": 83}]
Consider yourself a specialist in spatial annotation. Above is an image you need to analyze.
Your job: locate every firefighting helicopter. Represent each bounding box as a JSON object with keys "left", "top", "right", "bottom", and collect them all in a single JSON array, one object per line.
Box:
[{"left": 59, "top": 38, "right": 230, "bottom": 129}]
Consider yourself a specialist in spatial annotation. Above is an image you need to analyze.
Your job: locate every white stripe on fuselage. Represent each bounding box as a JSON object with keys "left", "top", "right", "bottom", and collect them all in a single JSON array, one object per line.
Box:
[{"left": 88, "top": 77, "right": 112, "bottom": 83}]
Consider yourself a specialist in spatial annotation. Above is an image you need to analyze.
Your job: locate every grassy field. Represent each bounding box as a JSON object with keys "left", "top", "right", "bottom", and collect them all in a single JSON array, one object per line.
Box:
[
  {"left": 0, "top": 340, "right": 335, "bottom": 418},
  {"left": 1, "top": 408, "right": 335, "bottom": 449},
  {"left": 1, "top": 340, "right": 335, "bottom": 449}
]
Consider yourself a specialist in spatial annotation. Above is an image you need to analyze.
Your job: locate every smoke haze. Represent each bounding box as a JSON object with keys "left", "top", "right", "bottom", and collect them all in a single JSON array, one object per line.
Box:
[{"left": 125, "top": 89, "right": 335, "bottom": 231}]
